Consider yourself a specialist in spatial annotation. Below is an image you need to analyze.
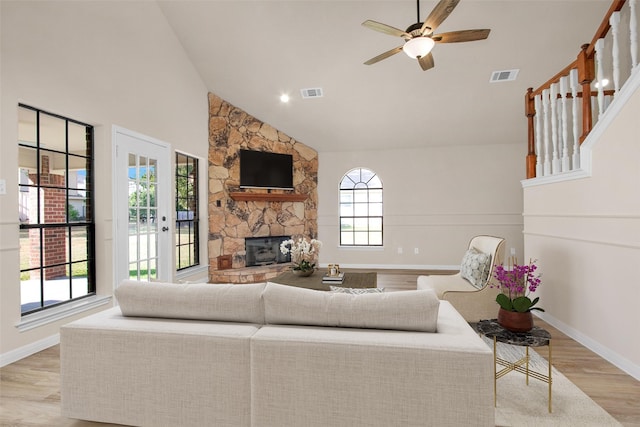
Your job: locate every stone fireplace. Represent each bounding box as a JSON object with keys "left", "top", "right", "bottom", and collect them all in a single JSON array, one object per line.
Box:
[
  {"left": 245, "top": 236, "right": 291, "bottom": 267},
  {"left": 207, "top": 93, "right": 318, "bottom": 283}
]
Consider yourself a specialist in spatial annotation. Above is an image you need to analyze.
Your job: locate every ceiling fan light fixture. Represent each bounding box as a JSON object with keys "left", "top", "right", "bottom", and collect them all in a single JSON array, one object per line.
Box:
[{"left": 402, "top": 36, "right": 435, "bottom": 59}]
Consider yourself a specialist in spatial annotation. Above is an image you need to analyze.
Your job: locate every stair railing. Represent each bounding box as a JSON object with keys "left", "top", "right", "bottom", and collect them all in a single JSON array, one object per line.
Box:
[{"left": 525, "top": 0, "right": 638, "bottom": 179}]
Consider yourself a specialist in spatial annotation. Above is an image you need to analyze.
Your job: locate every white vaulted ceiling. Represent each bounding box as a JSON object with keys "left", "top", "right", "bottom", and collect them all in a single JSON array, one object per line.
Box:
[{"left": 157, "top": 0, "right": 610, "bottom": 152}]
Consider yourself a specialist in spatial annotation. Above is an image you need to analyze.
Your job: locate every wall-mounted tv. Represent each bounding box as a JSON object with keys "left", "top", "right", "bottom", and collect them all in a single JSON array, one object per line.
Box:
[{"left": 240, "top": 149, "right": 294, "bottom": 190}]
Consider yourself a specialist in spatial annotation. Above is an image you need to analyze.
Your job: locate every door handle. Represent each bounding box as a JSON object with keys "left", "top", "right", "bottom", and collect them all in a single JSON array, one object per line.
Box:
[{"left": 162, "top": 226, "right": 169, "bottom": 232}]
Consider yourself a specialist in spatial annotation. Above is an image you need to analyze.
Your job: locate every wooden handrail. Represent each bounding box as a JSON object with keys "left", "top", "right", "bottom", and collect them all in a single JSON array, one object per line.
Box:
[{"left": 525, "top": 0, "right": 628, "bottom": 179}]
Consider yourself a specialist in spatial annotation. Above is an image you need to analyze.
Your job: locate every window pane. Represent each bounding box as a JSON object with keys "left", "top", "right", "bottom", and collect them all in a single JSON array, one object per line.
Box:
[
  {"left": 354, "top": 218, "right": 368, "bottom": 231},
  {"left": 341, "top": 232, "right": 354, "bottom": 245},
  {"left": 370, "top": 217, "right": 382, "bottom": 231},
  {"left": 69, "top": 226, "right": 89, "bottom": 262},
  {"left": 346, "top": 169, "right": 361, "bottom": 184},
  {"left": 18, "top": 107, "right": 37, "bottom": 146},
  {"left": 43, "top": 272, "right": 70, "bottom": 303},
  {"left": 354, "top": 232, "right": 369, "bottom": 245},
  {"left": 20, "top": 228, "right": 39, "bottom": 272},
  {"left": 340, "top": 218, "right": 353, "bottom": 231},
  {"left": 369, "top": 203, "right": 383, "bottom": 216},
  {"left": 148, "top": 159, "right": 157, "bottom": 183},
  {"left": 39, "top": 113, "right": 66, "bottom": 152},
  {"left": 340, "top": 178, "right": 355, "bottom": 189},
  {"left": 354, "top": 203, "right": 368, "bottom": 216},
  {"left": 19, "top": 184, "right": 38, "bottom": 225},
  {"left": 360, "top": 169, "right": 376, "bottom": 184},
  {"left": 68, "top": 122, "right": 89, "bottom": 156},
  {"left": 39, "top": 151, "right": 66, "bottom": 188},
  {"left": 353, "top": 190, "right": 368, "bottom": 203},
  {"left": 369, "top": 232, "right": 383, "bottom": 245},
  {"left": 339, "top": 190, "right": 353, "bottom": 203},
  {"left": 71, "top": 262, "right": 90, "bottom": 299},
  {"left": 340, "top": 203, "right": 353, "bottom": 216},
  {"left": 368, "top": 175, "right": 382, "bottom": 188},
  {"left": 369, "top": 189, "right": 382, "bottom": 202}
]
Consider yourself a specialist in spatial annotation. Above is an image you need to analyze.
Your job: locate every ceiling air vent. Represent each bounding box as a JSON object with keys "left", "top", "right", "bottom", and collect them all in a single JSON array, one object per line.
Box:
[
  {"left": 300, "top": 88, "right": 324, "bottom": 99},
  {"left": 489, "top": 69, "right": 519, "bottom": 83}
]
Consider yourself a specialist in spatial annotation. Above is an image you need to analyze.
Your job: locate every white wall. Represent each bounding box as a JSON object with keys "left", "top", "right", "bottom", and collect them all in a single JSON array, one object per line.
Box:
[
  {"left": 523, "top": 79, "right": 640, "bottom": 379},
  {"left": 0, "top": 1, "right": 209, "bottom": 361},
  {"left": 318, "top": 143, "right": 526, "bottom": 269}
]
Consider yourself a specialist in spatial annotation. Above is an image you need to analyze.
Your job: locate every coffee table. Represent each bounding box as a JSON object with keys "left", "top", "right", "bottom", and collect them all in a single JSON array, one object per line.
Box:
[{"left": 270, "top": 271, "right": 377, "bottom": 291}]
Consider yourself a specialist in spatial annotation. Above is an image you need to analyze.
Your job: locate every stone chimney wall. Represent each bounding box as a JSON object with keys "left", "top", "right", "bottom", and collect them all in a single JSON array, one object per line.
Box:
[{"left": 208, "top": 93, "right": 318, "bottom": 282}]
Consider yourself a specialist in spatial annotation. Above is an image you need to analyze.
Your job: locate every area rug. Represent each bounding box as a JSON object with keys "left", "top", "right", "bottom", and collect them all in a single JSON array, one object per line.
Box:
[{"left": 487, "top": 338, "right": 622, "bottom": 426}]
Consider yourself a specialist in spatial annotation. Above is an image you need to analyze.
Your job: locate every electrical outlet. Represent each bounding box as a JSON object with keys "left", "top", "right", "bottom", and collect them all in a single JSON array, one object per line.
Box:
[
  {"left": 510, "top": 247, "right": 516, "bottom": 256},
  {"left": 397, "top": 247, "right": 403, "bottom": 255},
  {"left": 414, "top": 247, "right": 419, "bottom": 255},
  {"left": 0, "top": 179, "right": 6, "bottom": 195}
]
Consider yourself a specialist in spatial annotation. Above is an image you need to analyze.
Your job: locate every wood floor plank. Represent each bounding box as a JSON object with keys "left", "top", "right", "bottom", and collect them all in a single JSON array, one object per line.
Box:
[{"left": 1, "top": 270, "right": 639, "bottom": 426}]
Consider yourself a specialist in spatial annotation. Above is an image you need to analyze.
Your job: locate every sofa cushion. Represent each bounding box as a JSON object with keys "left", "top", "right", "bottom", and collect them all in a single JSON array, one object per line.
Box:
[
  {"left": 460, "top": 247, "right": 492, "bottom": 289},
  {"left": 263, "top": 283, "right": 439, "bottom": 332},
  {"left": 115, "top": 280, "right": 265, "bottom": 324}
]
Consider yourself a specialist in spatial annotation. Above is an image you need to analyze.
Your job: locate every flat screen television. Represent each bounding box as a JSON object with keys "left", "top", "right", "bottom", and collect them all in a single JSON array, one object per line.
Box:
[{"left": 240, "top": 149, "right": 294, "bottom": 190}]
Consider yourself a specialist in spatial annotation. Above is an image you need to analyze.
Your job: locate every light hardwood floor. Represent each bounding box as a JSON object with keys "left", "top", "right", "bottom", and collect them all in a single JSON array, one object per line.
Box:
[{"left": 1, "top": 270, "right": 639, "bottom": 426}]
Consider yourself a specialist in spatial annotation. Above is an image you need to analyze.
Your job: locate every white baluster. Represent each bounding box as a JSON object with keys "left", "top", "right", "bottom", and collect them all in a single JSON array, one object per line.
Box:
[
  {"left": 631, "top": 0, "right": 638, "bottom": 69},
  {"left": 550, "top": 83, "right": 561, "bottom": 174},
  {"left": 595, "top": 38, "right": 606, "bottom": 119},
  {"left": 559, "top": 76, "right": 570, "bottom": 172},
  {"left": 570, "top": 69, "right": 580, "bottom": 170},
  {"left": 610, "top": 11, "right": 621, "bottom": 94},
  {"left": 535, "top": 94, "right": 543, "bottom": 177},
  {"left": 542, "top": 88, "right": 551, "bottom": 176}
]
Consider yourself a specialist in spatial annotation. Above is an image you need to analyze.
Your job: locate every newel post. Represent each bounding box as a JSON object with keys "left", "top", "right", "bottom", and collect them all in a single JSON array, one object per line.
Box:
[
  {"left": 577, "top": 43, "right": 594, "bottom": 143},
  {"left": 525, "top": 87, "right": 537, "bottom": 179}
]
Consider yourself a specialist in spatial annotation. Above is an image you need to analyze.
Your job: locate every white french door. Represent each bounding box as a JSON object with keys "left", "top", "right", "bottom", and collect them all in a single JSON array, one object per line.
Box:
[{"left": 113, "top": 126, "right": 171, "bottom": 286}]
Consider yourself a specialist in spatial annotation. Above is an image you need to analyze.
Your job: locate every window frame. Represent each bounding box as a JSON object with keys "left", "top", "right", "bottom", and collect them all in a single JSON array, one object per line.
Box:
[
  {"left": 339, "top": 168, "right": 383, "bottom": 247},
  {"left": 18, "top": 104, "right": 96, "bottom": 316},
  {"left": 175, "top": 152, "right": 200, "bottom": 271}
]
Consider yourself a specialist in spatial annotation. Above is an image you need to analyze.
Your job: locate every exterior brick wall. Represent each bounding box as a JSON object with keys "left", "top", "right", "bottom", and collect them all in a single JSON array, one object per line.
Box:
[{"left": 28, "top": 155, "right": 67, "bottom": 279}]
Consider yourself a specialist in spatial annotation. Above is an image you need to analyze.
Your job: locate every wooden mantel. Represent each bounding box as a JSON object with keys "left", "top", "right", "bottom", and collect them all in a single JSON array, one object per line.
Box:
[{"left": 229, "top": 192, "right": 307, "bottom": 202}]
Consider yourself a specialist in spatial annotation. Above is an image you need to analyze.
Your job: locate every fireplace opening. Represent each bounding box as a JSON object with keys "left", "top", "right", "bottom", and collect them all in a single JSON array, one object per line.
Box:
[{"left": 245, "top": 236, "right": 291, "bottom": 267}]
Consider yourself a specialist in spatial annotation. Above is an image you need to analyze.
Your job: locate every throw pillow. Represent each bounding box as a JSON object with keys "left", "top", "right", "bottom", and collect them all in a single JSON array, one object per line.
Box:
[
  {"left": 460, "top": 247, "right": 492, "bottom": 289},
  {"left": 330, "top": 286, "right": 385, "bottom": 294}
]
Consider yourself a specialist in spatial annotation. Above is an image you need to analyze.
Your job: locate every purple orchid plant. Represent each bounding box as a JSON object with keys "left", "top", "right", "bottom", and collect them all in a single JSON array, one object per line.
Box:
[{"left": 492, "top": 260, "right": 544, "bottom": 313}]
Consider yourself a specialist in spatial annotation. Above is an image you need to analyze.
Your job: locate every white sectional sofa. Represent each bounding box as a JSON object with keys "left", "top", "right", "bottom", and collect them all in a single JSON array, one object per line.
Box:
[{"left": 61, "top": 280, "right": 494, "bottom": 427}]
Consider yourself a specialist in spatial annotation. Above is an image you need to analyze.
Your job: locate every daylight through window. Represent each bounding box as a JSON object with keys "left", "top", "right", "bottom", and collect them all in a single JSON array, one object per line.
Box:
[
  {"left": 175, "top": 153, "right": 199, "bottom": 270},
  {"left": 339, "top": 168, "right": 383, "bottom": 246},
  {"left": 18, "top": 104, "right": 95, "bottom": 315}
]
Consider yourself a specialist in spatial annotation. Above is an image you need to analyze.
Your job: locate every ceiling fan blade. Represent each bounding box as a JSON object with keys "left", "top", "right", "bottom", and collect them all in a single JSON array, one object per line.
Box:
[
  {"left": 421, "top": 0, "right": 460, "bottom": 34},
  {"left": 433, "top": 29, "right": 491, "bottom": 43},
  {"left": 418, "top": 52, "right": 435, "bottom": 71},
  {"left": 362, "top": 20, "right": 410, "bottom": 38},
  {"left": 364, "top": 46, "right": 404, "bottom": 65}
]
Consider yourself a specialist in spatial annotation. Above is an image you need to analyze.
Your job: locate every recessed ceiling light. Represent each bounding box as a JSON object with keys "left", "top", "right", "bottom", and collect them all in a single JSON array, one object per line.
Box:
[{"left": 280, "top": 94, "right": 290, "bottom": 103}]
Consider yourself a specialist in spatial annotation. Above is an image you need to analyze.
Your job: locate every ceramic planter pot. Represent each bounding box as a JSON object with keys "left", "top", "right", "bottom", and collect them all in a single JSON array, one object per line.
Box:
[{"left": 497, "top": 308, "right": 533, "bottom": 332}]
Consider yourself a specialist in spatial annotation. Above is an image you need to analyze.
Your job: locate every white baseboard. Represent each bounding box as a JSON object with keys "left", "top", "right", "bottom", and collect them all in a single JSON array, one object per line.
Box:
[
  {"left": 535, "top": 311, "right": 640, "bottom": 381},
  {"left": 318, "top": 263, "right": 460, "bottom": 271},
  {"left": 0, "top": 333, "right": 60, "bottom": 368}
]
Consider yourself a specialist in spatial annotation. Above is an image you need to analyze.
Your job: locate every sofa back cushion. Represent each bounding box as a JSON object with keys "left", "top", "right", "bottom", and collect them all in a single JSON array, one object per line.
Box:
[
  {"left": 263, "top": 283, "right": 440, "bottom": 332},
  {"left": 115, "top": 280, "right": 265, "bottom": 324}
]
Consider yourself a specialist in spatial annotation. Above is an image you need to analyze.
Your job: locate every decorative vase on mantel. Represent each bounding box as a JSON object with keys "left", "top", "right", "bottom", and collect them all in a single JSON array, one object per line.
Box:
[
  {"left": 497, "top": 308, "right": 533, "bottom": 333},
  {"left": 292, "top": 268, "right": 314, "bottom": 277}
]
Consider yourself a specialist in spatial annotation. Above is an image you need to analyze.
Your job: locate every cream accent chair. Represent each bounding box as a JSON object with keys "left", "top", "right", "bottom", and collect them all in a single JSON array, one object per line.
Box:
[{"left": 417, "top": 235, "right": 506, "bottom": 323}]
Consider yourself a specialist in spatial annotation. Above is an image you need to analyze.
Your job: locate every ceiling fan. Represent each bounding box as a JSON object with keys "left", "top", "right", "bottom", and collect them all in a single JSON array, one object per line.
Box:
[{"left": 362, "top": 0, "right": 490, "bottom": 71}]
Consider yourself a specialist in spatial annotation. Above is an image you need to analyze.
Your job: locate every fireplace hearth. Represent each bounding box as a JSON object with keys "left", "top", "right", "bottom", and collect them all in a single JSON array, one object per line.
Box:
[{"left": 245, "top": 236, "right": 291, "bottom": 267}]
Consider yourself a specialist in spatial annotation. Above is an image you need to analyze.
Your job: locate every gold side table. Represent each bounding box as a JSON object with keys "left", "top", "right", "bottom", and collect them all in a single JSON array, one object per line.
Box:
[{"left": 477, "top": 319, "right": 553, "bottom": 413}]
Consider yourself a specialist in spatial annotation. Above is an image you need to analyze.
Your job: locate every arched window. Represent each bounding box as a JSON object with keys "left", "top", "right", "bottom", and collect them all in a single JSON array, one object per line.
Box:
[{"left": 339, "top": 168, "right": 383, "bottom": 246}]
